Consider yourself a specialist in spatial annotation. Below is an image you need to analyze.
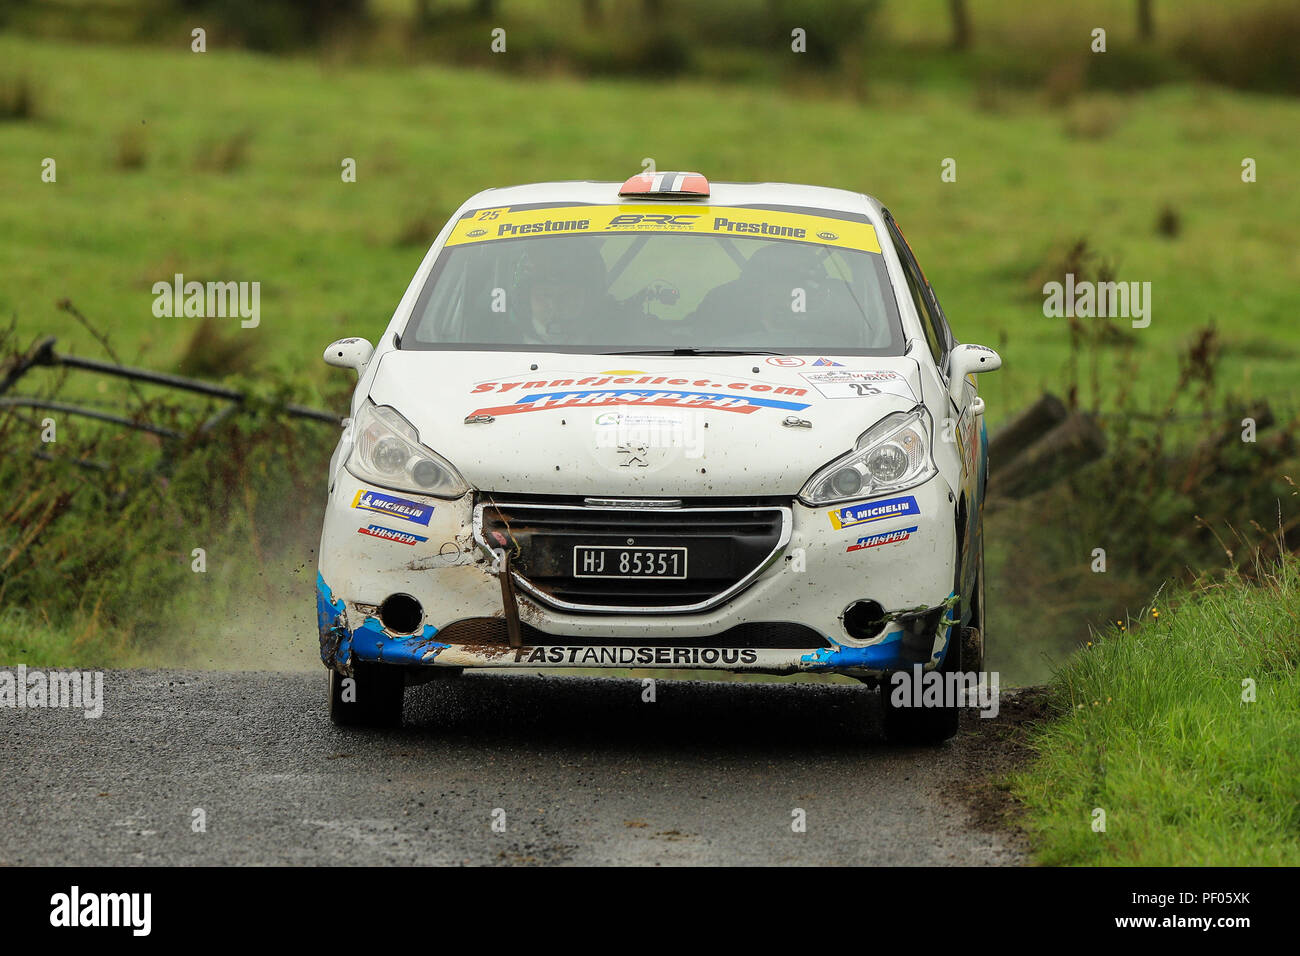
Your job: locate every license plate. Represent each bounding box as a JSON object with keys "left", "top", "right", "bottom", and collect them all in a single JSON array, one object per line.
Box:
[{"left": 572, "top": 545, "right": 687, "bottom": 579}]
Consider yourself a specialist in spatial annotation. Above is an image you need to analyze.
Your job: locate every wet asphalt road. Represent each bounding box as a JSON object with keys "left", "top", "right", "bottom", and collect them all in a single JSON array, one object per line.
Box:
[{"left": 1, "top": 670, "right": 1025, "bottom": 865}]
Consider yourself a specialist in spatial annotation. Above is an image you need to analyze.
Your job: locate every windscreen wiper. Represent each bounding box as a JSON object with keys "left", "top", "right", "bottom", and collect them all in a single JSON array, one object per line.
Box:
[{"left": 600, "top": 348, "right": 786, "bottom": 356}]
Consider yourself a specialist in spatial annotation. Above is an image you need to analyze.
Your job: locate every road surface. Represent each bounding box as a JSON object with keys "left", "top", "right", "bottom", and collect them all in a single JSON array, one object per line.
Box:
[{"left": 1, "top": 669, "right": 1030, "bottom": 865}]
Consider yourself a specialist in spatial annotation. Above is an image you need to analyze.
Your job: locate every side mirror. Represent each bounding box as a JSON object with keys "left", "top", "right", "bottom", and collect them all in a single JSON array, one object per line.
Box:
[
  {"left": 947, "top": 343, "right": 1002, "bottom": 404},
  {"left": 323, "top": 337, "right": 375, "bottom": 377}
]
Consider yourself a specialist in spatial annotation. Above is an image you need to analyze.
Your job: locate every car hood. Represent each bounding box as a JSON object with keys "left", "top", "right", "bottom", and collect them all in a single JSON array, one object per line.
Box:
[{"left": 366, "top": 351, "right": 926, "bottom": 497}]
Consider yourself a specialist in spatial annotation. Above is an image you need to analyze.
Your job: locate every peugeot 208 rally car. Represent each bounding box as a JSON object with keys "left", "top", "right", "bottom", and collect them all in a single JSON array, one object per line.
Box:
[{"left": 317, "top": 171, "right": 1001, "bottom": 742}]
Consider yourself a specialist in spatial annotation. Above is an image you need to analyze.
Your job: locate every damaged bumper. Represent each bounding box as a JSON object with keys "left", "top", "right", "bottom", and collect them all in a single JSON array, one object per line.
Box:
[{"left": 317, "top": 471, "right": 959, "bottom": 680}]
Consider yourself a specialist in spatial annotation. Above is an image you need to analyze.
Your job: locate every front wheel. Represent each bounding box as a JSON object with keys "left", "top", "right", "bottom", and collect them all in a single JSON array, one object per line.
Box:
[
  {"left": 880, "top": 636, "right": 962, "bottom": 745},
  {"left": 882, "top": 546, "right": 971, "bottom": 744},
  {"left": 328, "top": 662, "right": 405, "bottom": 728}
]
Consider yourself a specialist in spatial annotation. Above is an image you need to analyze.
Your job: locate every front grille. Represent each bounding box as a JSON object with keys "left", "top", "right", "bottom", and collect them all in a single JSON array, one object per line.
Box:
[
  {"left": 475, "top": 500, "right": 791, "bottom": 613},
  {"left": 435, "top": 618, "right": 830, "bottom": 649}
]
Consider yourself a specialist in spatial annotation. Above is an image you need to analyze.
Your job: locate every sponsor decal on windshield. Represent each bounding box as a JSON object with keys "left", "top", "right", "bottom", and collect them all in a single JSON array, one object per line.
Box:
[
  {"left": 351, "top": 489, "right": 434, "bottom": 526},
  {"left": 829, "top": 494, "right": 920, "bottom": 529},
  {"left": 846, "top": 525, "right": 918, "bottom": 551},
  {"left": 445, "top": 204, "right": 882, "bottom": 253}
]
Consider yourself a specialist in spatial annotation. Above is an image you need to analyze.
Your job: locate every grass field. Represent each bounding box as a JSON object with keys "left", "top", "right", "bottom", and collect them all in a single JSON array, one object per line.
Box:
[
  {"left": 3, "top": 33, "right": 1299, "bottom": 681},
  {"left": 3, "top": 35, "right": 1299, "bottom": 425},
  {"left": 1011, "top": 554, "right": 1300, "bottom": 865}
]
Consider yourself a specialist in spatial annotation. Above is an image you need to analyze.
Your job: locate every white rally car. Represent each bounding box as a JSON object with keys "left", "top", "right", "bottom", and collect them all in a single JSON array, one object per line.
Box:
[{"left": 316, "top": 171, "right": 1001, "bottom": 742}]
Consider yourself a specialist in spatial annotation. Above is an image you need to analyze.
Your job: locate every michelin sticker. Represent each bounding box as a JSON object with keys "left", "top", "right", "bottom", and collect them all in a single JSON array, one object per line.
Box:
[
  {"left": 352, "top": 489, "right": 434, "bottom": 526},
  {"left": 846, "top": 525, "right": 917, "bottom": 552},
  {"left": 800, "top": 369, "right": 917, "bottom": 402},
  {"left": 357, "top": 524, "right": 428, "bottom": 546},
  {"left": 829, "top": 494, "right": 920, "bottom": 530}
]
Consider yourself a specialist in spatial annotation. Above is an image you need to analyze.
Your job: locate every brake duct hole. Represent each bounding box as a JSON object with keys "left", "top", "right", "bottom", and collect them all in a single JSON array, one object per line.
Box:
[
  {"left": 379, "top": 593, "right": 423, "bottom": 634},
  {"left": 843, "top": 600, "right": 887, "bottom": 641}
]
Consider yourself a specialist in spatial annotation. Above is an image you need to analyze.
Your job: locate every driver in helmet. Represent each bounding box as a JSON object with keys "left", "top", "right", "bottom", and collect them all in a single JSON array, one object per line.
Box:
[
  {"left": 514, "top": 239, "right": 617, "bottom": 344},
  {"left": 687, "top": 242, "right": 829, "bottom": 344}
]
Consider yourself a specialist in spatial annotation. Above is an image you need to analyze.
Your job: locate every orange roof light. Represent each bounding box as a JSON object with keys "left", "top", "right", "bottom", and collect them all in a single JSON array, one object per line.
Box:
[{"left": 618, "top": 171, "right": 710, "bottom": 199}]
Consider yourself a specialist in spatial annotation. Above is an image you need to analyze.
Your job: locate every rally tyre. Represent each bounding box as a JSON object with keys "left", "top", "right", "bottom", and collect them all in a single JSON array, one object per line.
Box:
[
  {"left": 881, "top": 546, "right": 970, "bottom": 745},
  {"left": 880, "top": 640, "right": 961, "bottom": 745},
  {"left": 328, "top": 662, "right": 405, "bottom": 728},
  {"left": 883, "top": 530, "right": 988, "bottom": 743}
]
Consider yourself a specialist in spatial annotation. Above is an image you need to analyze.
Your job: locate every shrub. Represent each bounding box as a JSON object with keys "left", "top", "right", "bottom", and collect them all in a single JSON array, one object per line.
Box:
[
  {"left": 0, "top": 75, "right": 38, "bottom": 121},
  {"left": 1176, "top": 3, "right": 1300, "bottom": 95}
]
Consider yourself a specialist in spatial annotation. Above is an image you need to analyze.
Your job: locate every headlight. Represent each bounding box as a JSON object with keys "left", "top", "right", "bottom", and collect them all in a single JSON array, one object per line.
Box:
[
  {"left": 345, "top": 400, "right": 469, "bottom": 498},
  {"left": 799, "top": 406, "right": 936, "bottom": 506}
]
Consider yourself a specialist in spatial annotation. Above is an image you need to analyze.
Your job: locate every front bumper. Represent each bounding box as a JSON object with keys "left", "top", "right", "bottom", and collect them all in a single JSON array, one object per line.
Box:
[{"left": 317, "top": 471, "right": 959, "bottom": 679}]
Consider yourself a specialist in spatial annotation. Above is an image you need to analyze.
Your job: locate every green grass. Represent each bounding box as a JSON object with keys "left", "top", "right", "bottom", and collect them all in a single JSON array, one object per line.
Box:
[
  {"left": 1011, "top": 555, "right": 1300, "bottom": 865},
  {"left": 0, "top": 606, "right": 152, "bottom": 668},
  {"left": 2, "top": 36, "right": 1299, "bottom": 425},
  {"left": 3, "top": 34, "right": 1299, "bottom": 680},
  {"left": 0, "top": 521, "right": 325, "bottom": 671}
]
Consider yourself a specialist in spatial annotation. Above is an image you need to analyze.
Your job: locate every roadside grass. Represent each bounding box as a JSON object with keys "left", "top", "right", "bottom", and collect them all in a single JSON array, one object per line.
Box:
[
  {"left": 0, "top": 607, "right": 151, "bottom": 668},
  {"left": 0, "top": 548, "right": 322, "bottom": 672},
  {"left": 0, "top": 326, "right": 342, "bottom": 672},
  {"left": 1, "top": 36, "right": 1298, "bottom": 427},
  {"left": 1010, "top": 555, "right": 1300, "bottom": 865}
]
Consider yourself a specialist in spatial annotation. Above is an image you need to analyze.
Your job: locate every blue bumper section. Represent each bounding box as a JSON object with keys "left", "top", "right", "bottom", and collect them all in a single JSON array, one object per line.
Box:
[
  {"left": 348, "top": 618, "right": 447, "bottom": 666},
  {"left": 316, "top": 573, "right": 353, "bottom": 673},
  {"left": 799, "top": 622, "right": 954, "bottom": 672},
  {"left": 316, "top": 572, "right": 955, "bottom": 676},
  {"left": 317, "top": 572, "right": 446, "bottom": 673}
]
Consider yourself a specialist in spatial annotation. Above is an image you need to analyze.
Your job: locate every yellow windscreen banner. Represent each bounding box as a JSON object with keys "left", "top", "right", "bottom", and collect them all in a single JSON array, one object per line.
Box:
[{"left": 445, "top": 204, "right": 881, "bottom": 254}]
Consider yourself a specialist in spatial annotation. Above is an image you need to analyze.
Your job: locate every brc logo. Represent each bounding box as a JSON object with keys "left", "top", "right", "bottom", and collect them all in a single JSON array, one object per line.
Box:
[{"left": 608, "top": 214, "right": 699, "bottom": 227}]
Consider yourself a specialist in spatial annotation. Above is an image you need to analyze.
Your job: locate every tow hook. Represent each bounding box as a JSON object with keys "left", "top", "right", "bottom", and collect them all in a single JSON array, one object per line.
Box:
[{"left": 495, "top": 547, "right": 524, "bottom": 649}]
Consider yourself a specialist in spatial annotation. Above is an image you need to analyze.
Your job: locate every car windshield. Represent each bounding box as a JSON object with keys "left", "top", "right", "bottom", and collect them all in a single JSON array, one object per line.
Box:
[{"left": 401, "top": 204, "right": 905, "bottom": 355}]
